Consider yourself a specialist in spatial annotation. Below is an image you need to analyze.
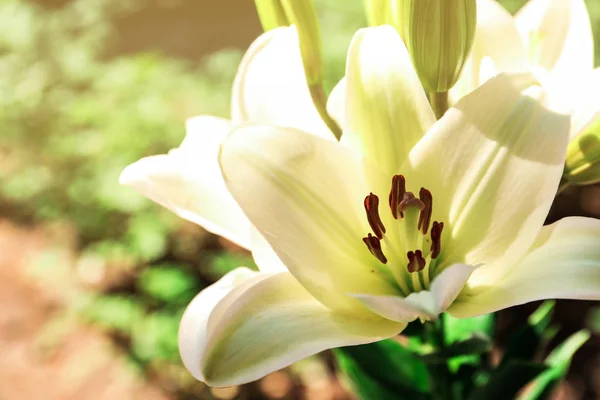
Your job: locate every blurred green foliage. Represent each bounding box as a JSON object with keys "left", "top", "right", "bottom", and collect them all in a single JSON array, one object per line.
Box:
[{"left": 0, "top": 0, "right": 240, "bottom": 264}]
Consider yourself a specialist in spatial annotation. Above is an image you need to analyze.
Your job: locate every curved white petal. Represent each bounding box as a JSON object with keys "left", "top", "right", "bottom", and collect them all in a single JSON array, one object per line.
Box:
[
  {"left": 352, "top": 264, "right": 476, "bottom": 322},
  {"left": 515, "top": 0, "right": 594, "bottom": 80},
  {"left": 180, "top": 270, "right": 405, "bottom": 387},
  {"left": 570, "top": 68, "right": 600, "bottom": 139},
  {"left": 407, "top": 75, "right": 570, "bottom": 279},
  {"left": 231, "top": 26, "right": 334, "bottom": 140},
  {"left": 453, "top": 0, "right": 528, "bottom": 99},
  {"left": 250, "top": 226, "right": 288, "bottom": 273},
  {"left": 220, "top": 124, "right": 398, "bottom": 312},
  {"left": 343, "top": 26, "right": 435, "bottom": 174},
  {"left": 326, "top": 77, "right": 346, "bottom": 129},
  {"left": 450, "top": 217, "right": 600, "bottom": 318},
  {"left": 120, "top": 116, "right": 252, "bottom": 249}
]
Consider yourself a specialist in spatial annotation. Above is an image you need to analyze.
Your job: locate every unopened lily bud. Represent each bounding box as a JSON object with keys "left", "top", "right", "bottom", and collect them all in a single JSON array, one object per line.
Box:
[
  {"left": 254, "top": 0, "right": 289, "bottom": 32},
  {"left": 564, "top": 121, "right": 600, "bottom": 185},
  {"left": 400, "top": 0, "right": 476, "bottom": 92}
]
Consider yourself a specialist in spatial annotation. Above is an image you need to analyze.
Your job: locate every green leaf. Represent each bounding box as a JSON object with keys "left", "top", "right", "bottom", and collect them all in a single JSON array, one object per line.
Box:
[
  {"left": 444, "top": 313, "right": 494, "bottom": 345},
  {"left": 442, "top": 313, "right": 494, "bottom": 374},
  {"left": 468, "top": 361, "right": 548, "bottom": 400},
  {"left": 138, "top": 263, "right": 201, "bottom": 304},
  {"left": 517, "top": 330, "right": 590, "bottom": 400},
  {"left": 501, "top": 301, "right": 555, "bottom": 365},
  {"left": 333, "top": 339, "right": 432, "bottom": 399},
  {"left": 418, "top": 333, "right": 492, "bottom": 364},
  {"left": 585, "top": 306, "right": 600, "bottom": 333},
  {"left": 205, "top": 251, "right": 258, "bottom": 278},
  {"left": 84, "top": 295, "right": 145, "bottom": 334},
  {"left": 131, "top": 310, "right": 183, "bottom": 363}
]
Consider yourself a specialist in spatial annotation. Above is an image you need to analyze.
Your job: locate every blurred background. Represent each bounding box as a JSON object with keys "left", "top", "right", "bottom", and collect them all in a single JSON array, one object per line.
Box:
[{"left": 0, "top": 0, "right": 599, "bottom": 399}]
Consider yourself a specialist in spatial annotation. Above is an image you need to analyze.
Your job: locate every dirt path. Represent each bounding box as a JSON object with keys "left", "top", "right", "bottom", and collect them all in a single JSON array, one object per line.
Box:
[{"left": 0, "top": 220, "right": 170, "bottom": 400}]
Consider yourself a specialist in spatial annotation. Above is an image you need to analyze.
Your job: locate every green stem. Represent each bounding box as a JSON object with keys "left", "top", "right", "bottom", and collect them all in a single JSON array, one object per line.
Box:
[
  {"left": 254, "top": 0, "right": 289, "bottom": 31},
  {"left": 426, "top": 319, "right": 454, "bottom": 400},
  {"left": 430, "top": 91, "right": 449, "bottom": 120}
]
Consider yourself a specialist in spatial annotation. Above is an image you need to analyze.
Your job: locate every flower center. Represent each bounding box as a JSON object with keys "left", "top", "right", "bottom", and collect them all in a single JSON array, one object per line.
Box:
[{"left": 362, "top": 174, "right": 445, "bottom": 295}]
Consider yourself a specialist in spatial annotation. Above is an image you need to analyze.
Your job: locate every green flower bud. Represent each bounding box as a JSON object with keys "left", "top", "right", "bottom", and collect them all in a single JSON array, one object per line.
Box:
[
  {"left": 399, "top": 0, "right": 477, "bottom": 92},
  {"left": 564, "top": 120, "right": 600, "bottom": 185}
]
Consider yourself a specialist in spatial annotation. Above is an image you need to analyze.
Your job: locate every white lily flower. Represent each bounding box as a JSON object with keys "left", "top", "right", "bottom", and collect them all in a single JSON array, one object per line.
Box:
[
  {"left": 454, "top": 0, "right": 600, "bottom": 140},
  {"left": 119, "top": 26, "right": 404, "bottom": 386},
  {"left": 206, "top": 26, "right": 600, "bottom": 386},
  {"left": 119, "top": 26, "right": 334, "bottom": 273}
]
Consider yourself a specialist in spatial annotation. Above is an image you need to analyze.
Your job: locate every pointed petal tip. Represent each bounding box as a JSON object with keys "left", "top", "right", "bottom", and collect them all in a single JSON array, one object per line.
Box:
[{"left": 118, "top": 156, "right": 162, "bottom": 188}]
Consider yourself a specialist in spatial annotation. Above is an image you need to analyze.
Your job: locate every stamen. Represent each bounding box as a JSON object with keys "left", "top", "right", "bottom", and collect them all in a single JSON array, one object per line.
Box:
[
  {"left": 418, "top": 188, "right": 433, "bottom": 234},
  {"left": 363, "top": 233, "right": 388, "bottom": 264},
  {"left": 364, "top": 193, "right": 386, "bottom": 239},
  {"left": 398, "top": 192, "right": 425, "bottom": 214},
  {"left": 388, "top": 175, "right": 406, "bottom": 219},
  {"left": 430, "top": 221, "right": 444, "bottom": 259},
  {"left": 406, "top": 250, "right": 426, "bottom": 273}
]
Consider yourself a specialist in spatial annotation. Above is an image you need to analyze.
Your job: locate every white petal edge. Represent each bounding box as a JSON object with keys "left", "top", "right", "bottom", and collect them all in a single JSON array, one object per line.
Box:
[
  {"left": 352, "top": 264, "right": 477, "bottom": 322},
  {"left": 450, "top": 216, "right": 600, "bottom": 318},
  {"left": 570, "top": 67, "right": 600, "bottom": 139},
  {"left": 326, "top": 77, "right": 346, "bottom": 129},
  {"left": 250, "top": 226, "right": 288, "bottom": 273},
  {"left": 230, "top": 26, "right": 334, "bottom": 140},
  {"left": 220, "top": 123, "right": 399, "bottom": 312},
  {"left": 343, "top": 25, "right": 435, "bottom": 175},
  {"left": 120, "top": 116, "right": 252, "bottom": 249},
  {"left": 180, "top": 269, "right": 405, "bottom": 387},
  {"left": 407, "top": 74, "right": 570, "bottom": 282}
]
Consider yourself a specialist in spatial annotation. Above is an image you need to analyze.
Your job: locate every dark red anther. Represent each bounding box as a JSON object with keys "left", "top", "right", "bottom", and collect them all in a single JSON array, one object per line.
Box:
[
  {"left": 398, "top": 192, "right": 425, "bottom": 214},
  {"left": 388, "top": 175, "right": 406, "bottom": 219},
  {"left": 406, "top": 250, "right": 426, "bottom": 273},
  {"left": 430, "top": 221, "right": 444, "bottom": 259},
  {"left": 364, "top": 193, "right": 386, "bottom": 239},
  {"left": 362, "top": 233, "right": 388, "bottom": 264},
  {"left": 418, "top": 188, "right": 433, "bottom": 234}
]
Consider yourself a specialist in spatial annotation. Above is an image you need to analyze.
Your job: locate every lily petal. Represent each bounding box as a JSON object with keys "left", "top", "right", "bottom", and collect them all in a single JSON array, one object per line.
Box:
[
  {"left": 453, "top": 0, "right": 528, "bottom": 99},
  {"left": 179, "top": 267, "right": 260, "bottom": 382},
  {"left": 220, "top": 124, "right": 398, "bottom": 311},
  {"left": 570, "top": 67, "right": 600, "bottom": 139},
  {"left": 181, "top": 270, "right": 405, "bottom": 387},
  {"left": 231, "top": 26, "right": 334, "bottom": 140},
  {"left": 352, "top": 264, "right": 476, "bottom": 322},
  {"left": 250, "top": 226, "right": 288, "bottom": 273},
  {"left": 120, "top": 116, "right": 252, "bottom": 249},
  {"left": 343, "top": 26, "right": 435, "bottom": 174},
  {"left": 326, "top": 77, "right": 346, "bottom": 129},
  {"left": 408, "top": 75, "right": 570, "bottom": 276},
  {"left": 449, "top": 217, "right": 600, "bottom": 317},
  {"left": 515, "top": 0, "right": 594, "bottom": 80}
]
